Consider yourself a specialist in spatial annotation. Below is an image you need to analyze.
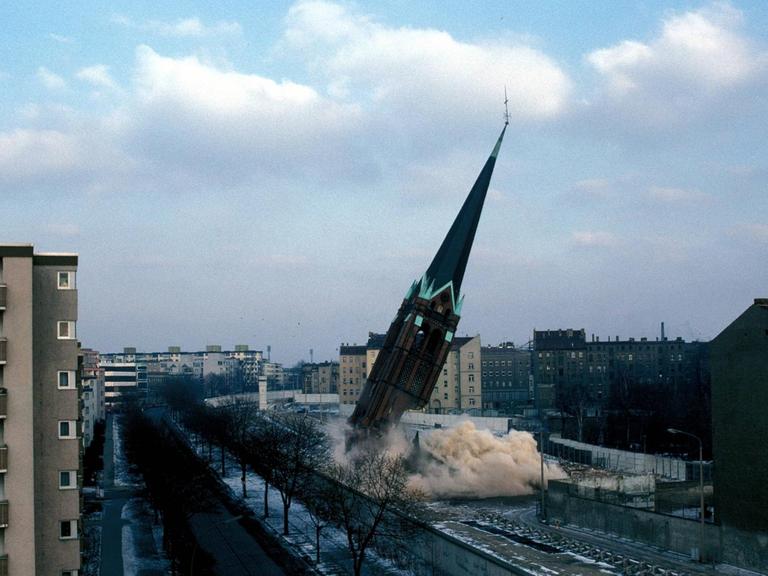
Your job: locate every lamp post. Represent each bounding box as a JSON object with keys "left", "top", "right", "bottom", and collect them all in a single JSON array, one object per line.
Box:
[{"left": 668, "top": 428, "right": 705, "bottom": 561}]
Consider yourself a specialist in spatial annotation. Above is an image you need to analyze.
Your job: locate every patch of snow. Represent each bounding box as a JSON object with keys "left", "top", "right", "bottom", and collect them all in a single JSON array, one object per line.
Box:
[
  {"left": 121, "top": 498, "right": 170, "bottom": 576},
  {"left": 113, "top": 417, "right": 139, "bottom": 488}
]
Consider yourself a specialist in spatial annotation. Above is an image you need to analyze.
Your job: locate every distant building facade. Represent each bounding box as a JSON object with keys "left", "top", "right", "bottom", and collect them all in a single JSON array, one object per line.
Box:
[
  {"left": 481, "top": 342, "right": 532, "bottom": 413},
  {"left": 101, "top": 344, "right": 281, "bottom": 404},
  {"left": 533, "top": 329, "right": 706, "bottom": 414},
  {"left": 80, "top": 347, "right": 105, "bottom": 447},
  {"left": 339, "top": 344, "right": 367, "bottom": 405},
  {"left": 0, "top": 245, "right": 81, "bottom": 575},
  {"left": 301, "top": 361, "right": 339, "bottom": 394},
  {"left": 339, "top": 333, "right": 482, "bottom": 414},
  {"left": 428, "top": 335, "right": 482, "bottom": 414},
  {"left": 338, "top": 333, "right": 385, "bottom": 406}
]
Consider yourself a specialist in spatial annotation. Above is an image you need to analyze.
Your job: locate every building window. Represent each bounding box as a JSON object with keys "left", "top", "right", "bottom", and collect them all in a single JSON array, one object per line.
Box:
[
  {"left": 58, "top": 420, "right": 77, "bottom": 439},
  {"left": 59, "top": 519, "right": 78, "bottom": 540},
  {"left": 57, "top": 321, "right": 76, "bottom": 340},
  {"left": 62, "top": 570, "right": 79, "bottom": 576},
  {"left": 57, "top": 271, "right": 76, "bottom": 290},
  {"left": 58, "top": 370, "right": 76, "bottom": 389},
  {"left": 469, "top": 398, "right": 476, "bottom": 406},
  {"left": 59, "top": 470, "right": 77, "bottom": 489}
]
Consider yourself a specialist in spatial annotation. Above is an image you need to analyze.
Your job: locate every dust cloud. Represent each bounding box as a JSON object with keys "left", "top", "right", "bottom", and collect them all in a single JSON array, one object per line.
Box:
[{"left": 410, "top": 421, "right": 565, "bottom": 498}]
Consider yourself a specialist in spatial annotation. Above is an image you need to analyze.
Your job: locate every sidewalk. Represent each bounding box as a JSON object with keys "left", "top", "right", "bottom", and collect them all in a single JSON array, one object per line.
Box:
[{"left": 99, "top": 414, "right": 170, "bottom": 576}]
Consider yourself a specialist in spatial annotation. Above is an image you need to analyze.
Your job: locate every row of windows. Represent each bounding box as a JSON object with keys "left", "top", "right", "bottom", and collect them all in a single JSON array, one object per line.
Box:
[
  {"left": 55, "top": 272, "right": 78, "bottom": 572},
  {"left": 482, "top": 359, "right": 525, "bottom": 367}
]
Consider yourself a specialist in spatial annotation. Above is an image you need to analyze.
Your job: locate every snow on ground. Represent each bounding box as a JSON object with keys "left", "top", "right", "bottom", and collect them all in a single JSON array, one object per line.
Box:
[
  {"left": 121, "top": 497, "right": 170, "bottom": 576},
  {"left": 192, "top": 441, "right": 408, "bottom": 575},
  {"left": 112, "top": 416, "right": 139, "bottom": 488},
  {"left": 80, "top": 508, "right": 102, "bottom": 576}
]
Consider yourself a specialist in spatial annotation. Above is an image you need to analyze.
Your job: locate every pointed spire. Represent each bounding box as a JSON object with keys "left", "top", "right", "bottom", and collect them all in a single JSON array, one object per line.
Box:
[{"left": 422, "top": 124, "right": 506, "bottom": 300}]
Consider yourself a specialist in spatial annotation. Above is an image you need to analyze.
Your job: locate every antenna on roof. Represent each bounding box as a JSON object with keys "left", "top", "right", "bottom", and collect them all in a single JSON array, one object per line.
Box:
[{"left": 503, "top": 86, "right": 510, "bottom": 125}]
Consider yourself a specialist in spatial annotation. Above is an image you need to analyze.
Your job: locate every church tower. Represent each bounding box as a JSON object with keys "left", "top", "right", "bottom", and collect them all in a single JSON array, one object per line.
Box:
[{"left": 350, "top": 123, "right": 507, "bottom": 434}]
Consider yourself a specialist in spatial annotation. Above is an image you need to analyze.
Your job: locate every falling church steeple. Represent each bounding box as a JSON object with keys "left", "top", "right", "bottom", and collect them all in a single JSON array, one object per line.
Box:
[{"left": 349, "top": 120, "right": 507, "bottom": 435}]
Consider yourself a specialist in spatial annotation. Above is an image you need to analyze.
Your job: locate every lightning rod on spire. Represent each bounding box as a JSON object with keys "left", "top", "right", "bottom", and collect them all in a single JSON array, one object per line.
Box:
[{"left": 504, "top": 86, "right": 510, "bottom": 125}]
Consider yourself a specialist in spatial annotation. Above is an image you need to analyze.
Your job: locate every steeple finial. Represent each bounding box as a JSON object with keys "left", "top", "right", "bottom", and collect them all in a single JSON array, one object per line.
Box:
[{"left": 504, "top": 86, "right": 510, "bottom": 126}]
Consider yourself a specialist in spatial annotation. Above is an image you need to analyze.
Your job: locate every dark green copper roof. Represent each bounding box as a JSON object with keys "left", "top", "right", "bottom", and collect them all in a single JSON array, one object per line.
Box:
[{"left": 422, "top": 124, "right": 506, "bottom": 298}]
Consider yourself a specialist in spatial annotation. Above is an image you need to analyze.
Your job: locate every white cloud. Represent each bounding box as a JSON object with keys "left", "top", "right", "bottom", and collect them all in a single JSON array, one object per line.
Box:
[
  {"left": 77, "top": 65, "right": 117, "bottom": 89},
  {"left": 46, "top": 223, "right": 81, "bottom": 237},
  {"left": 648, "top": 186, "right": 710, "bottom": 203},
  {"left": 112, "top": 14, "right": 241, "bottom": 37},
  {"left": 133, "top": 45, "right": 316, "bottom": 113},
  {"left": 49, "top": 33, "right": 74, "bottom": 44},
  {"left": 0, "top": 129, "right": 82, "bottom": 179},
  {"left": 122, "top": 45, "right": 365, "bottom": 185},
  {"left": 588, "top": 4, "right": 762, "bottom": 91},
  {"left": 283, "top": 0, "right": 571, "bottom": 123},
  {"left": 571, "top": 230, "right": 619, "bottom": 248},
  {"left": 146, "top": 17, "right": 241, "bottom": 37},
  {"left": 737, "top": 223, "right": 768, "bottom": 242},
  {"left": 37, "top": 67, "right": 66, "bottom": 90},
  {"left": 584, "top": 3, "right": 768, "bottom": 128}
]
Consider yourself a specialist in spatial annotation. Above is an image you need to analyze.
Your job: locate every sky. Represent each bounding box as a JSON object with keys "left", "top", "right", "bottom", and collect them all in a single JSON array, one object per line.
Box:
[{"left": 2, "top": 1, "right": 767, "bottom": 364}]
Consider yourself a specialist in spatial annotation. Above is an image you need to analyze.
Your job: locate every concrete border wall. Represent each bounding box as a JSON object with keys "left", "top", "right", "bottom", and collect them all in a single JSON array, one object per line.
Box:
[
  {"left": 547, "top": 480, "right": 719, "bottom": 561},
  {"left": 408, "top": 524, "right": 529, "bottom": 576},
  {"left": 546, "top": 436, "right": 712, "bottom": 481}
]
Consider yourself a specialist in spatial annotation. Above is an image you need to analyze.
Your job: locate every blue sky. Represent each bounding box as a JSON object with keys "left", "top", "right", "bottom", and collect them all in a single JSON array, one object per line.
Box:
[{"left": 2, "top": 1, "right": 767, "bottom": 363}]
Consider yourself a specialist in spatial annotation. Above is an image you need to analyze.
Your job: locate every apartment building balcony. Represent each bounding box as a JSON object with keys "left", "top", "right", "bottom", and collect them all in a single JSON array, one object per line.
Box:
[
  {"left": 0, "top": 446, "right": 7, "bottom": 472},
  {"left": 0, "top": 501, "right": 8, "bottom": 528},
  {"left": 0, "top": 389, "right": 5, "bottom": 418},
  {"left": 0, "top": 338, "right": 5, "bottom": 364},
  {"left": 0, "top": 555, "right": 7, "bottom": 576},
  {"left": 0, "top": 283, "right": 6, "bottom": 309}
]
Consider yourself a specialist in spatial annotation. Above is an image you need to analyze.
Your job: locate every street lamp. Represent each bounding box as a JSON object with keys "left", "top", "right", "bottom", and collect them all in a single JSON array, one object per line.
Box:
[{"left": 667, "top": 428, "right": 705, "bottom": 561}]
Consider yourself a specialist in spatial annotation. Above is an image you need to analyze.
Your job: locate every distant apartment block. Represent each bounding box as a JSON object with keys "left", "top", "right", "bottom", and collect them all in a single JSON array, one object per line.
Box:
[
  {"left": 481, "top": 342, "right": 532, "bottom": 413},
  {"left": 301, "top": 361, "right": 339, "bottom": 394},
  {"left": 79, "top": 347, "right": 105, "bottom": 447},
  {"left": 428, "top": 335, "right": 482, "bottom": 413},
  {"left": 100, "top": 355, "right": 146, "bottom": 410},
  {"left": 339, "top": 332, "right": 385, "bottom": 406},
  {"left": 533, "top": 328, "right": 706, "bottom": 414},
  {"left": 339, "top": 332, "right": 482, "bottom": 414},
  {"left": 339, "top": 344, "right": 367, "bottom": 405},
  {"left": 0, "top": 245, "right": 81, "bottom": 575},
  {"left": 101, "top": 344, "right": 281, "bottom": 405}
]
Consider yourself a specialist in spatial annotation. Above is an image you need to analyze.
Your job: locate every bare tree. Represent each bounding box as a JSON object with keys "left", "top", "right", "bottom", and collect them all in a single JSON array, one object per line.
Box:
[
  {"left": 326, "top": 450, "right": 416, "bottom": 576},
  {"left": 248, "top": 413, "right": 287, "bottom": 518},
  {"left": 301, "top": 474, "right": 337, "bottom": 564},
  {"left": 216, "top": 397, "right": 260, "bottom": 498},
  {"left": 555, "top": 378, "right": 594, "bottom": 442},
  {"left": 269, "top": 413, "right": 330, "bottom": 535}
]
